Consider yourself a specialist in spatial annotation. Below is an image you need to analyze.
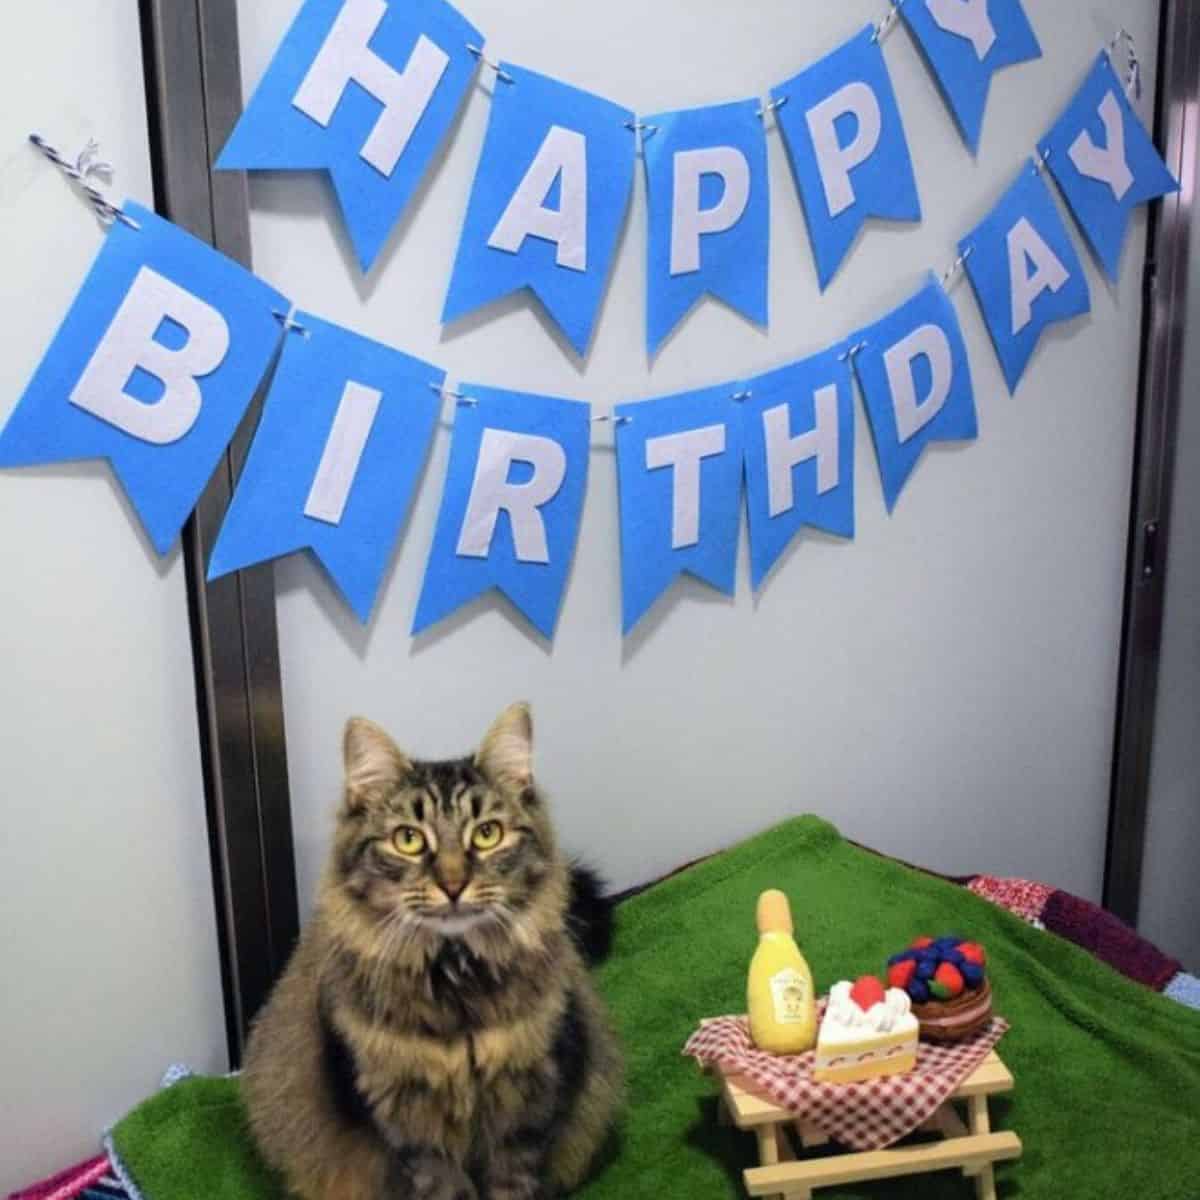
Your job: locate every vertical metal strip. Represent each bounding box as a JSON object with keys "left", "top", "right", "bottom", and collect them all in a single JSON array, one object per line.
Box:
[
  {"left": 1104, "top": 0, "right": 1200, "bottom": 922},
  {"left": 138, "top": 0, "right": 298, "bottom": 1064}
]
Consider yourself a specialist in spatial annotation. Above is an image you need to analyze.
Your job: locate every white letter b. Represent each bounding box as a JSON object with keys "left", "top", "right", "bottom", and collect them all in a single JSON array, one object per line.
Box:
[{"left": 69, "top": 265, "right": 229, "bottom": 445}]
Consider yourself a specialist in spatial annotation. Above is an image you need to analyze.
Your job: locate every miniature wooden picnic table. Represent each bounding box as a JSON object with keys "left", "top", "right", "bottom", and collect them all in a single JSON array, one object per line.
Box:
[{"left": 713, "top": 1049, "right": 1021, "bottom": 1200}]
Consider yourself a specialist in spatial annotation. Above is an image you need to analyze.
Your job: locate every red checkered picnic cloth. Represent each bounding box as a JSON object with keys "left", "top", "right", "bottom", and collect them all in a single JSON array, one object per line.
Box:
[{"left": 683, "top": 1006, "right": 1009, "bottom": 1151}]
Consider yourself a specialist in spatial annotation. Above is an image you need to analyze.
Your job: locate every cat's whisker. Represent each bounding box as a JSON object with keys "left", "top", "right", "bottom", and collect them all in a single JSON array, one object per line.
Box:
[
  {"left": 368, "top": 908, "right": 422, "bottom": 1014},
  {"left": 488, "top": 899, "right": 536, "bottom": 950},
  {"left": 364, "top": 911, "right": 403, "bottom": 1015}
]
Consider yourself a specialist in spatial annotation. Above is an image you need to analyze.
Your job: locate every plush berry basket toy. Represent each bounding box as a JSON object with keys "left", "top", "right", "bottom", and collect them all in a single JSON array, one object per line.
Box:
[{"left": 887, "top": 936, "right": 993, "bottom": 1043}]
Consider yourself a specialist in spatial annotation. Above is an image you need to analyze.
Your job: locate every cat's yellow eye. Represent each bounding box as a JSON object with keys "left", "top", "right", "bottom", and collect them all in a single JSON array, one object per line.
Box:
[
  {"left": 471, "top": 821, "right": 503, "bottom": 851},
  {"left": 392, "top": 826, "right": 426, "bottom": 856}
]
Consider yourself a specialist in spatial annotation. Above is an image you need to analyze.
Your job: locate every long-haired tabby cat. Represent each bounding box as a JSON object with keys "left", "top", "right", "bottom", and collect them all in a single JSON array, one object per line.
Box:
[{"left": 242, "top": 703, "right": 622, "bottom": 1200}]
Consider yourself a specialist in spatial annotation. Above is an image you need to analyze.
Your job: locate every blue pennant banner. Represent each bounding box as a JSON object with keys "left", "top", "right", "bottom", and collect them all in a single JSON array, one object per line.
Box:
[
  {"left": 643, "top": 98, "right": 769, "bottom": 354},
  {"left": 741, "top": 347, "right": 856, "bottom": 589},
  {"left": 413, "top": 384, "right": 590, "bottom": 638},
  {"left": 852, "top": 275, "right": 977, "bottom": 513},
  {"left": 207, "top": 313, "right": 441, "bottom": 621},
  {"left": 443, "top": 65, "right": 635, "bottom": 356},
  {"left": 615, "top": 385, "right": 744, "bottom": 634},
  {"left": 961, "top": 163, "right": 1091, "bottom": 393},
  {"left": 0, "top": 201, "right": 286, "bottom": 554},
  {"left": 772, "top": 25, "right": 921, "bottom": 290},
  {"left": 1039, "top": 51, "right": 1178, "bottom": 281},
  {"left": 900, "top": 0, "right": 1041, "bottom": 153},
  {"left": 217, "top": 0, "right": 482, "bottom": 272}
]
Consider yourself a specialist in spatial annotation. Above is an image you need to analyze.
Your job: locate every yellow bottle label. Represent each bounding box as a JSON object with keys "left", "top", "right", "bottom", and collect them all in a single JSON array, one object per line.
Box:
[{"left": 769, "top": 968, "right": 809, "bottom": 1024}]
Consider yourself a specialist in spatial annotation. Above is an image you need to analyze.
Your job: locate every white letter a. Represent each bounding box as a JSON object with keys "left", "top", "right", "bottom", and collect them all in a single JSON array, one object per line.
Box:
[{"left": 488, "top": 126, "right": 588, "bottom": 271}]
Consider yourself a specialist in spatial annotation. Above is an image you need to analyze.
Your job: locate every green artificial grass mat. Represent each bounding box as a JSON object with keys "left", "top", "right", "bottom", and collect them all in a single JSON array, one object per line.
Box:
[{"left": 110, "top": 816, "right": 1200, "bottom": 1199}]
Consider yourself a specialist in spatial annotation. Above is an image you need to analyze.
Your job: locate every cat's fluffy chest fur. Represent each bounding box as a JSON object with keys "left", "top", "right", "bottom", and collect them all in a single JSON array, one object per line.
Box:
[{"left": 241, "top": 706, "right": 622, "bottom": 1200}]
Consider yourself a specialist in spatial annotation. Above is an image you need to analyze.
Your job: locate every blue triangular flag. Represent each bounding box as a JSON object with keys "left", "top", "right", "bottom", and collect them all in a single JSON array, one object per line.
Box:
[
  {"left": 0, "top": 201, "right": 286, "bottom": 553},
  {"left": 901, "top": 0, "right": 1041, "bottom": 152},
  {"left": 208, "top": 313, "right": 441, "bottom": 621},
  {"left": 772, "top": 25, "right": 921, "bottom": 290},
  {"left": 851, "top": 275, "right": 977, "bottom": 512},
  {"left": 961, "top": 163, "right": 1091, "bottom": 392},
  {"left": 1039, "top": 51, "right": 1178, "bottom": 280},
  {"left": 443, "top": 65, "right": 635, "bottom": 357},
  {"left": 413, "top": 384, "right": 590, "bottom": 638},
  {"left": 643, "top": 98, "right": 769, "bottom": 354},
  {"left": 615, "top": 384, "right": 744, "bottom": 633},
  {"left": 216, "top": 0, "right": 482, "bottom": 272},
  {"left": 741, "top": 346, "right": 856, "bottom": 589}
]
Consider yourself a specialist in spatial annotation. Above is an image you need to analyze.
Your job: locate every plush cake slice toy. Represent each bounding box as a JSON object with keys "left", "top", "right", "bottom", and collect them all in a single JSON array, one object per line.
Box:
[
  {"left": 812, "top": 976, "right": 918, "bottom": 1083},
  {"left": 888, "top": 936, "right": 992, "bottom": 1042}
]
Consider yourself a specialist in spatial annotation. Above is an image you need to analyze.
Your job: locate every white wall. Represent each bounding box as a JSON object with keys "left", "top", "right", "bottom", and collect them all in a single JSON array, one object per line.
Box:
[
  {"left": 1140, "top": 139, "right": 1200, "bottom": 973},
  {"left": 232, "top": 1, "right": 1159, "bottom": 906},
  {"left": 0, "top": 6, "right": 228, "bottom": 1190}
]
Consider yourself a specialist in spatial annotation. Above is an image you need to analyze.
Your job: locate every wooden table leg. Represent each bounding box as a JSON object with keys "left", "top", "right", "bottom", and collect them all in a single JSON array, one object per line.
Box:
[
  {"left": 754, "top": 1124, "right": 809, "bottom": 1200},
  {"left": 755, "top": 1125, "right": 781, "bottom": 1200},
  {"left": 921, "top": 1103, "right": 969, "bottom": 1139},
  {"left": 967, "top": 1094, "right": 997, "bottom": 1199},
  {"left": 796, "top": 1121, "right": 830, "bottom": 1149},
  {"left": 775, "top": 1125, "right": 811, "bottom": 1199},
  {"left": 756, "top": 1126, "right": 781, "bottom": 1167}
]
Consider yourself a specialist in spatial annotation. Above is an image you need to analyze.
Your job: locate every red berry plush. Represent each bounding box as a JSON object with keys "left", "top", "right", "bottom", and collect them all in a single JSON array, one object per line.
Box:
[
  {"left": 933, "top": 962, "right": 965, "bottom": 998},
  {"left": 850, "top": 975, "right": 887, "bottom": 1010},
  {"left": 888, "top": 935, "right": 988, "bottom": 1004},
  {"left": 958, "top": 941, "right": 986, "bottom": 966}
]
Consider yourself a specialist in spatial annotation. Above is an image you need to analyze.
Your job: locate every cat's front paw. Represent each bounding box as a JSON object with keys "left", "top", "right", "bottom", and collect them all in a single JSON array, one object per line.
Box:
[
  {"left": 481, "top": 1173, "right": 546, "bottom": 1200},
  {"left": 400, "top": 1156, "right": 479, "bottom": 1200}
]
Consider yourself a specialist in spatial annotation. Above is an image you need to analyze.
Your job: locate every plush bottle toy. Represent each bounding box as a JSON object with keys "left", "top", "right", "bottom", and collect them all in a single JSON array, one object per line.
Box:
[{"left": 747, "top": 889, "right": 817, "bottom": 1053}]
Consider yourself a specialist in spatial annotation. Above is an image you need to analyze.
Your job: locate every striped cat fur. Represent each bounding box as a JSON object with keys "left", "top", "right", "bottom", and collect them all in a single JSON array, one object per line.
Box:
[{"left": 241, "top": 704, "right": 622, "bottom": 1200}]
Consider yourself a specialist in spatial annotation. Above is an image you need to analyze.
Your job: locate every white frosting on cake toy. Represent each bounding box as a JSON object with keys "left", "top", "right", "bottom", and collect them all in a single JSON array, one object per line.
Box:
[{"left": 818, "top": 981, "right": 918, "bottom": 1047}]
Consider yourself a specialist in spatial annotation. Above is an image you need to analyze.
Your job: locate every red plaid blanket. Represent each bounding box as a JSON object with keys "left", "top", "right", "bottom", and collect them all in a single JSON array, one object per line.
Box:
[{"left": 683, "top": 1010, "right": 1009, "bottom": 1151}]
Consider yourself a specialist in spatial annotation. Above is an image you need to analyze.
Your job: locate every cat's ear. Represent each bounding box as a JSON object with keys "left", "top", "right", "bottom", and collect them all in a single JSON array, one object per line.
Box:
[
  {"left": 342, "top": 717, "right": 411, "bottom": 809},
  {"left": 476, "top": 702, "right": 533, "bottom": 792}
]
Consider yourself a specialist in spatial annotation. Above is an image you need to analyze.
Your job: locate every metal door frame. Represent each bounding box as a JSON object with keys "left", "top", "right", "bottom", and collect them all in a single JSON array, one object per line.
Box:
[
  {"left": 136, "top": 0, "right": 1195, "bottom": 1060},
  {"left": 139, "top": 0, "right": 298, "bottom": 1066},
  {"left": 1103, "top": 0, "right": 1200, "bottom": 923}
]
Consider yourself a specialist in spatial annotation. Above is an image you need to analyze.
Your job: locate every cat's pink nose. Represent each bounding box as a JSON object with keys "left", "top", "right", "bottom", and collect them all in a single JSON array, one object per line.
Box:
[{"left": 437, "top": 875, "right": 467, "bottom": 903}]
